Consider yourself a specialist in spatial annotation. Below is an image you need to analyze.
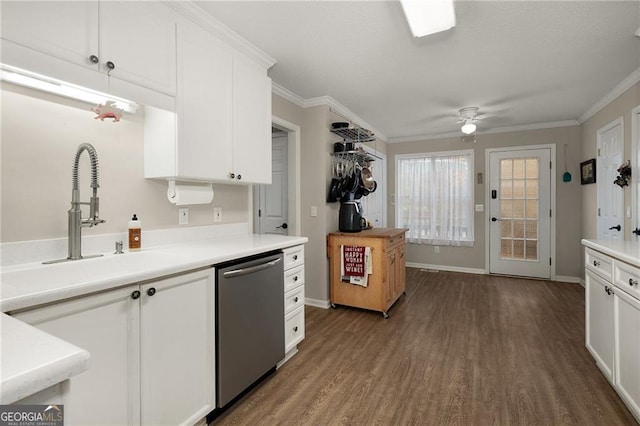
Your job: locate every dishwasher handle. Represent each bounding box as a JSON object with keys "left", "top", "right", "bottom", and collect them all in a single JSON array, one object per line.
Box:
[{"left": 222, "top": 257, "right": 282, "bottom": 278}]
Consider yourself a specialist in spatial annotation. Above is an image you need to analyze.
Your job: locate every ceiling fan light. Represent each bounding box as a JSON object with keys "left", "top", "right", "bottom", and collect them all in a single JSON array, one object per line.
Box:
[
  {"left": 400, "top": 0, "right": 456, "bottom": 38},
  {"left": 461, "top": 122, "right": 476, "bottom": 134}
]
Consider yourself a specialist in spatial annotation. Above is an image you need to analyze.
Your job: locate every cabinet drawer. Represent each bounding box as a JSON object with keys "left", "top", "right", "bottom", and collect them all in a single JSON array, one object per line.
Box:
[
  {"left": 614, "top": 260, "right": 640, "bottom": 301},
  {"left": 285, "top": 306, "right": 305, "bottom": 353},
  {"left": 585, "top": 247, "right": 613, "bottom": 282},
  {"left": 284, "top": 285, "right": 305, "bottom": 315},
  {"left": 284, "top": 265, "right": 305, "bottom": 293},
  {"left": 283, "top": 245, "right": 304, "bottom": 270}
]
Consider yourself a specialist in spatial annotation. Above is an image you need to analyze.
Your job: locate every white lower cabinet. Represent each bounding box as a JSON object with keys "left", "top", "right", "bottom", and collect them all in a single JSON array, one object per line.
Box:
[
  {"left": 13, "top": 268, "right": 215, "bottom": 426},
  {"left": 585, "top": 269, "right": 615, "bottom": 382},
  {"left": 281, "top": 245, "right": 305, "bottom": 363},
  {"left": 584, "top": 247, "right": 640, "bottom": 423},
  {"left": 14, "top": 286, "right": 140, "bottom": 425},
  {"left": 614, "top": 280, "right": 640, "bottom": 420}
]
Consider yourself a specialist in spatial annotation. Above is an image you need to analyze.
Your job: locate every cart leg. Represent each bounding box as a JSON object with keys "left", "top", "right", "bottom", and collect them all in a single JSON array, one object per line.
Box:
[{"left": 382, "top": 311, "right": 389, "bottom": 319}]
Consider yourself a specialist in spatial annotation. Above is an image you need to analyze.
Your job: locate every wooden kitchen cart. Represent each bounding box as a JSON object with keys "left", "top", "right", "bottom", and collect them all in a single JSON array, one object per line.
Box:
[{"left": 327, "top": 228, "right": 408, "bottom": 318}]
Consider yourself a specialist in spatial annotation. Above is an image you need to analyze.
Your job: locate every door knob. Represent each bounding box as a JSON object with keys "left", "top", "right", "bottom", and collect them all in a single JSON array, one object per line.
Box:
[
  {"left": 608, "top": 224, "right": 621, "bottom": 231},
  {"left": 276, "top": 223, "right": 288, "bottom": 229}
]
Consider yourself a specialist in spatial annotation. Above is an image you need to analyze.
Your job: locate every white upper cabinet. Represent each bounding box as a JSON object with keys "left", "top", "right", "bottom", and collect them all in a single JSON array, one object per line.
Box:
[
  {"left": 1, "top": 1, "right": 176, "bottom": 96},
  {"left": 232, "top": 54, "right": 272, "bottom": 184},
  {"left": 144, "top": 19, "right": 272, "bottom": 185}
]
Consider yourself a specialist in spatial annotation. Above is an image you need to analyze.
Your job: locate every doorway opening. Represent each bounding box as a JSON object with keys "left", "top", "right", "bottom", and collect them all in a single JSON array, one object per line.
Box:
[{"left": 251, "top": 117, "right": 301, "bottom": 236}]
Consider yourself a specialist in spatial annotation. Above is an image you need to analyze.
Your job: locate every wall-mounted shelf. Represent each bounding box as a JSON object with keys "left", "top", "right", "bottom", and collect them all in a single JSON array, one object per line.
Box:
[{"left": 330, "top": 124, "right": 375, "bottom": 143}]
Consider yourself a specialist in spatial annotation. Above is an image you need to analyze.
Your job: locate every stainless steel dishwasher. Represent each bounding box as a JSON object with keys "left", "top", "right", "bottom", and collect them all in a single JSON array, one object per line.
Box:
[{"left": 216, "top": 251, "right": 284, "bottom": 408}]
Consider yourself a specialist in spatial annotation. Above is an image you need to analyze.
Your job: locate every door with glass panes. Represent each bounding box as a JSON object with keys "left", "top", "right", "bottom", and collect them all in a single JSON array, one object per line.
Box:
[{"left": 488, "top": 148, "right": 551, "bottom": 278}]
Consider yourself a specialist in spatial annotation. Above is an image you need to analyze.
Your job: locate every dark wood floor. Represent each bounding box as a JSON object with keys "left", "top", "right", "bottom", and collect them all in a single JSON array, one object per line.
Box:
[{"left": 212, "top": 269, "right": 637, "bottom": 425}]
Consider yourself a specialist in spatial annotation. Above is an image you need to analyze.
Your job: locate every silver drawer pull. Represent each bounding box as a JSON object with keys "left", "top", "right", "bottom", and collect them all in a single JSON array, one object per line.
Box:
[
  {"left": 593, "top": 260, "right": 600, "bottom": 267},
  {"left": 629, "top": 278, "right": 638, "bottom": 287}
]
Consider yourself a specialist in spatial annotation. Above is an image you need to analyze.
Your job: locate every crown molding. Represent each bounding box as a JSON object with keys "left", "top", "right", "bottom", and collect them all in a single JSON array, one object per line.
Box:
[
  {"left": 578, "top": 67, "right": 640, "bottom": 124},
  {"left": 272, "top": 82, "right": 305, "bottom": 108},
  {"left": 388, "top": 120, "right": 579, "bottom": 144},
  {"left": 271, "top": 88, "right": 390, "bottom": 142},
  {"left": 164, "top": 1, "right": 276, "bottom": 70}
]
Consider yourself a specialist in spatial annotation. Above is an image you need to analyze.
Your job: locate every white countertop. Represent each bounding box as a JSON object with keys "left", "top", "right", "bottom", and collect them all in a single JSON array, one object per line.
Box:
[
  {"left": 0, "top": 313, "right": 89, "bottom": 404},
  {"left": 581, "top": 239, "right": 640, "bottom": 268},
  {"left": 0, "top": 232, "right": 307, "bottom": 404}
]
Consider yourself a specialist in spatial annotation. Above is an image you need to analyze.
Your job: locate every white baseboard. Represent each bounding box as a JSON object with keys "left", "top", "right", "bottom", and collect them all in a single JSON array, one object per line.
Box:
[
  {"left": 305, "top": 297, "right": 330, "bottom": 309},
  {"left": 406, "top": 262, "right": 485, "bottom": 275},
  {"left": 407, "top": 263, "right": 583, "bottom": 284},
  {"left": 555, "top": 275, "right": 583, "bottom": 284}
]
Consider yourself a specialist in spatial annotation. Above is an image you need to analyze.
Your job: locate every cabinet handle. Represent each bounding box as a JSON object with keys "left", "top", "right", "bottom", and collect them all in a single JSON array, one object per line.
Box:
[
  {"left": 147, "top": 287, "right": 156, "bottom": 297},
  {"left": 229, "top": 172, "right": 235, "bottom": 179},
  {"left": 293, "top": 276, "right": 298, "bottom": 282},
  {"left": 131, "top": 290, "right": 141, "bottom": 300},
  {"left": 293, "top": 326, "right": 298, "bottom": 332},
  {"left": 236, "top": 174, "right": 242, "bottom": 180},
  {"left": 294, "top": 297, "right": 299, "bottom": 303},
  {"left": 630, "top": 278, "right": 639, "bottom": 287},
  {"left": 593, "top": 260, "right": 600, "bottom": 267},
  {"left": 89, "top": 55, "right": 99, "bottom": 64},
  {"left": 605, "top": 285, "right": 614, "bottom": 296},
  {"left": 105, "top": 61, "right": 115, "bottom": 71},
  {"left": 293, "top": 255, "right": 298, "bottom": 261}
]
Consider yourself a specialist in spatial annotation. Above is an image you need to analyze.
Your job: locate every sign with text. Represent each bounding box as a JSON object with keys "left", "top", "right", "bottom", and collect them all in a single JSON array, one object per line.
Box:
[{"left": 0, "top": 405, "right": 64, "bottom": 426}]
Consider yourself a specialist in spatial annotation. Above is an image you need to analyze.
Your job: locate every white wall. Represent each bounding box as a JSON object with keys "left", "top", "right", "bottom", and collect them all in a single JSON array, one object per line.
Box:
[{"left": 0, "top": 83, "right": 248, "bottom": 243}]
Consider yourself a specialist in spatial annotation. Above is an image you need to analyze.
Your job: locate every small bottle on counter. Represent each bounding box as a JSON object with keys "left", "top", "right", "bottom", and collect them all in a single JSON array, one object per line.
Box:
[{"left": 128, "top": 214, "right": 141, "bottom": 251}]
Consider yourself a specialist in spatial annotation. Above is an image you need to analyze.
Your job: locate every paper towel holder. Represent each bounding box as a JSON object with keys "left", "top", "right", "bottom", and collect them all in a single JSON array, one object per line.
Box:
[{"left": 167, "top": 180, "right": 214, "bottom": 205}]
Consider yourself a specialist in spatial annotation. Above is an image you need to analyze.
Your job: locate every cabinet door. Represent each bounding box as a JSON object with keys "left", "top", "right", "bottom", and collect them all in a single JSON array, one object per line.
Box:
[
  {"left": 0, "top": 1, "right": 99, "bottom": 69},
  {"left": 395, "top": 245, "right": 406, "bottom": 296},
  {"left": 99, "top": 1, "right": 176, "bottom": 95},
  {"left": 614, "top": 289, "right": 640, "bottom": 419},
  {"left": 585, "top": 269, "right": 615, "bottom": 383},
  {"left": 140, "top": 268, "right": 215, "bottom": 426},
  {"left": 386, "top": 250, "right": 396, "bottom": 306},
  {"left": 14, "top": 287, "right": 140, "bottom": 425},
  {"left": 175, "top": 20, "right": 233, "bottom": 181},
  {"left": 232, "top": 54, "right": 272, "bottom": 184}
]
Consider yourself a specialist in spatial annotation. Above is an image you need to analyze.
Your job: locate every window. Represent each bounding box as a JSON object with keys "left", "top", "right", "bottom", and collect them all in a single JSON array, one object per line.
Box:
[{"left": 396, "top": 149, "right": 474, "bottom": 246}]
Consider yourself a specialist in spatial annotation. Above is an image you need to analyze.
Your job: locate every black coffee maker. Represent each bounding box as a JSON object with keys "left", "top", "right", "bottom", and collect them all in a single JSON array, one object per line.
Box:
[{"left": 339, "top": 201, "right": 366, "bottom": 232}]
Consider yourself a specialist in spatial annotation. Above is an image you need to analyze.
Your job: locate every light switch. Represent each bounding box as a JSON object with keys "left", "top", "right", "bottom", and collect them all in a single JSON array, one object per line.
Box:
[
  {"left": 475, "top": 204, "right": 484, "bottom": 212},
  {"left": 311, "top": 206, "right": 318, "bottom": 217},
  {"left": 214, "top": 207, "right": 222, "bottom": 223}
]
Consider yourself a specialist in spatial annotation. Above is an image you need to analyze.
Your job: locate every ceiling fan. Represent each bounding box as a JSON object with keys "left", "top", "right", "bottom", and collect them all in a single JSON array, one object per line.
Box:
[{"left": 456, "top": 106, "right": 484, "bottom": 134}]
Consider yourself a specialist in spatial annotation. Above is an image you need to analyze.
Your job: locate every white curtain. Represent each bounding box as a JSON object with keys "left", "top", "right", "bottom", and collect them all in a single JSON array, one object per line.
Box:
[{"left": 397, "top": 150, "right": 474, "bottom": 246}]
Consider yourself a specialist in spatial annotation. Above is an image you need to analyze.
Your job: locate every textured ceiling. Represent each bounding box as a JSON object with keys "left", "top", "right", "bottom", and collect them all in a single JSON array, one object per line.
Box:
[{"left": 196, "top": 1, "right": 640, "bottom": 141}]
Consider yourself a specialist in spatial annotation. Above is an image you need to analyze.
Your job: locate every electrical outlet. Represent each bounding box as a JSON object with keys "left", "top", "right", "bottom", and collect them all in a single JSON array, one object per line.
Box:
[
  {"left": 179, "top": 208, "right": 189, "bottom": 225},
  {"left": 213, "top": 207, "right": 222, "bottom": 223},
  {"left": 434, "top": 246, "right": 440, "bottom": 253}
]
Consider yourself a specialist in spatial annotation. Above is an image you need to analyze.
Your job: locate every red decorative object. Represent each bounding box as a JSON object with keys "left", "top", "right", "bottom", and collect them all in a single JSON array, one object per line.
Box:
[{"left": 91, "top": 101, "right": 123, "bottom": 122}]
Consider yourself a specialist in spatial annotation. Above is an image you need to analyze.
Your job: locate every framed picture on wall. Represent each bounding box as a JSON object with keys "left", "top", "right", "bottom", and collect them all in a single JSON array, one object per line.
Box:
[{"left": 580, "top": 158, "right": 596, "bottom": 185}]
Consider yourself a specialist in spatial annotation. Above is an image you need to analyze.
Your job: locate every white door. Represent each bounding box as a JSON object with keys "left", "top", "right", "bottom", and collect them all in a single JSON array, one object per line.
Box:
[
  {"left": 255, "top": 135, "right": 288, "bottom": 235},
  {"left": 488, "top": 148, "right": 551, "bottom": 278},
  {"left": 359, "top": 149, "right": 386, "bottom": 228},
  {"left": 597, "top": 118, "right": 625, "bottom": 240},
  {"left": 14, "top": 287, "right": 141, "bottom": 425},
  {"left": 140, "top": 269, "right": 215, "bottom": 426},
  {"left": 633, "top": 106, "right": 640, "bottom": 239}
]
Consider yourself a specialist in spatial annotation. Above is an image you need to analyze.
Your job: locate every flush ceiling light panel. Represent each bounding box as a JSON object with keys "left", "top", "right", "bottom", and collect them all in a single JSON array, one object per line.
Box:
[
  {"left": 0, "top": 64, "right": 138, "bottom": 113},
  {"left": 400, "top": 0, "right": 456, "bottom": 37}
]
